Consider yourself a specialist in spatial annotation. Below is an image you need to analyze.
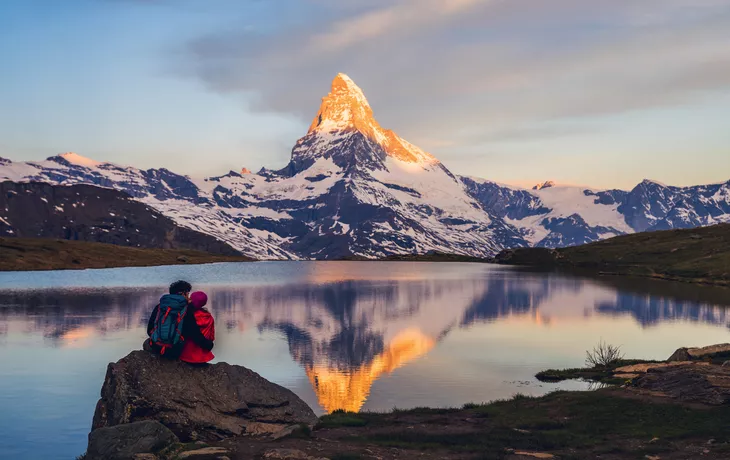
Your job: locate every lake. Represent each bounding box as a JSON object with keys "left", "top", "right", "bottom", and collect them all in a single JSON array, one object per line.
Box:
[{"left": 1, "top": 261, "right": 729, "bottom": 459}]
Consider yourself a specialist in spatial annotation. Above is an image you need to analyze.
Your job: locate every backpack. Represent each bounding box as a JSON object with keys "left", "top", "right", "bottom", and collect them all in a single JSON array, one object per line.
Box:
[{"left": 148, "top": 294, "right": 189, "bottom": 357}]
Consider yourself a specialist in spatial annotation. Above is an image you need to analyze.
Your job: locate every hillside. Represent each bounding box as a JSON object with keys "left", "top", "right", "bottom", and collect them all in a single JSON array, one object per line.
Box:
[
  {"left": 0, "top": 181, "right": 241, "bottom": 256},
  {"left": 495, "top": 223, "right": 730, "bottom": 285},
  {"left": 0, "top": 238, "right": 251, "bottom": 271}
]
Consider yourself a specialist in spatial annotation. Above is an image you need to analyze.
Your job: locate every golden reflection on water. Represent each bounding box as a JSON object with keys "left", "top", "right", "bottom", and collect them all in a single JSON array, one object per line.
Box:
[
  {"left": 60, "top": 326, "right": 96, "bottom": 348},
  {"left": 305, "top": 328, "right": 436, "bottom": 413}
]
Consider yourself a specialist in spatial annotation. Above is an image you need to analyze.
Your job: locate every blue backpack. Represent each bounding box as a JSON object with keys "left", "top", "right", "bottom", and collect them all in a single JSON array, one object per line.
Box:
[{"left": 149, "top": 294, "right": 189, "bottom": 357}]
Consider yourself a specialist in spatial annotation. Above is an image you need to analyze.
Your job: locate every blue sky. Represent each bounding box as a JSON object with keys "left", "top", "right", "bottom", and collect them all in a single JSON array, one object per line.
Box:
[{"left": 1, "top": 0, "right": 729, "bottom": 189}]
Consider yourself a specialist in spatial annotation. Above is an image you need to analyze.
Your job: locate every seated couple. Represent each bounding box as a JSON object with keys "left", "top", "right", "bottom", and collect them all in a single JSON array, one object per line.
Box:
[{"left": 145, "top": 280, "right": 215, "bottom": 364}]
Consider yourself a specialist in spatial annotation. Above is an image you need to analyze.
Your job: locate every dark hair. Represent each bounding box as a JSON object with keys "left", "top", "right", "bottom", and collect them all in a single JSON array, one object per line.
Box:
[{"left": 169, "top": 280, "right": 192, "bottom": 295}]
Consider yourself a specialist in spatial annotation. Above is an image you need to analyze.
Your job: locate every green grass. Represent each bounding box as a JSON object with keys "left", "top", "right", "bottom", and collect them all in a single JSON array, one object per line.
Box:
[
  {"left": 318, "top": 411, "right": 370, "bottom": 428},
  {"left": 343, "top": 391, "right": 730, "bottom": 457},
  {"left": 535, "top": 359, "right": 658, "bottom": 383},
  {"left": 0, "top": 237, "right": 252, "bottom": 271},
  {"left": 496, "top": 223, "right": 730, "bottom": 285},
  {"left": 391, "top": 406, "right": 458, "bottom": 415}
]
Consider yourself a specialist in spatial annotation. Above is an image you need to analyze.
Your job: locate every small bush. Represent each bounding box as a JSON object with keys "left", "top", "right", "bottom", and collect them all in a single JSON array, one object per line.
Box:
[{"left": 586, "top": 340, "right": 624, "bottom": 368}]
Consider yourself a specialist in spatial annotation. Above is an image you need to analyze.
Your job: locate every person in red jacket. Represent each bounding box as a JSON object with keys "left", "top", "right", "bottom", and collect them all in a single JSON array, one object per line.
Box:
[{"left": 179, "top": 291, "right": 215, "bottom": 364}]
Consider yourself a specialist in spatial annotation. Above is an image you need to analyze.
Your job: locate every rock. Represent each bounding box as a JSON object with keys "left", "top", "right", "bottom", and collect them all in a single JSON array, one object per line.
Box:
[
  {"left": 133, "top": 455, "right": 157, "bottom": 460},
  {"left": 614, "top": 373, "right": 640, "bottom": 379},
  {"left": 263, "top": 449, "right": 329, "bottom": 460},
  {"left": 632, "top": 363, "right": 730, "bottom": 405},
  {"left": 667, "top": 343, "right": 730, "bottom": 363},
  {"left": 92, "top": 351, "right": 318, "bottom": 442},
  {"left": 512, "top": 452, "right": 555, "bottom": 459},
  {"left": 176, "top": 255, "right": 189, "bottom": 263},
  {"left": 723, "top": 361, "right": 730, "bottom": 368},
  {"left": 614, "top": 361, "right": 706, "bottom": 374},
  {"left": 178, "top": 447, "right": 230, "bottom": 459},
  {"left": 86, "top": 420, "right": 178, "bottom": 460},
  {"left": 269, "top": 424, "right": 301, "bottom": 440}
]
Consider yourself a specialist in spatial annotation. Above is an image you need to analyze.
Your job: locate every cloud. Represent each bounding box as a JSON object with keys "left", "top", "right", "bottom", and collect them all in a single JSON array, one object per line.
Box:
[{"left": 184, "top": 0, "right": 730, "bottom": 151}]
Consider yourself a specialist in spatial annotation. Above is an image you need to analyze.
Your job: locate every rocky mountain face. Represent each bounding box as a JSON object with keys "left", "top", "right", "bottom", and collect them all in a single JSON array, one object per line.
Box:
[
  {"left": 0, "top": 181, "right": 241, "bottom": 255},
  {"left": 1, "top": 74, "right": 728, "bottom": 259},
  {"left": 463, "top": 176, "right": 730, "bottom": 248}
]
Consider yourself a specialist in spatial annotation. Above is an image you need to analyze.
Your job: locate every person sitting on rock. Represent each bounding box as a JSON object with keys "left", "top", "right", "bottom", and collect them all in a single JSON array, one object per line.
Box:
[
  {"left": 179, "top": 291, "right": 215, "bottom": 364},
  {"left": 145, "top": 280, "right": 213, "bottom": 359}
]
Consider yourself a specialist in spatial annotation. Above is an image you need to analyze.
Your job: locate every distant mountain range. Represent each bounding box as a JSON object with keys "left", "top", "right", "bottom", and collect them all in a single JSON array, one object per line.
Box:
[{"left": 1, "top": 74, "right": 728, "bottom": 260}]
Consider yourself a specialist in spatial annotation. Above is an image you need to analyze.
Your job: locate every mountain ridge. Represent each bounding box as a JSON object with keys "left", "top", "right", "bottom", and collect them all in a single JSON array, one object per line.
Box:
[{"left": 1, "top": 74, "right": 728, "bottom": 260}]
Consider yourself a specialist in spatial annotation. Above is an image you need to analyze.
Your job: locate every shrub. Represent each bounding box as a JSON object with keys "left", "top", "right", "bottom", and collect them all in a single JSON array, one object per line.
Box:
[{"left": 586, "top": 340, "right": 624, "bottom": 368}]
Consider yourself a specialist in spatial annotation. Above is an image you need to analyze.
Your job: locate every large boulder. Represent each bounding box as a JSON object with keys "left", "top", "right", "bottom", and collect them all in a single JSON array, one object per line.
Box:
[
  {"left": 667, "top": 343, "right": 730, "bottom": 363},
  {"left": 86, "top": 420, "right": 178, "bottom": 460},
  {"left": 91, "top": 351, "right": 318, "bottom": 442}
]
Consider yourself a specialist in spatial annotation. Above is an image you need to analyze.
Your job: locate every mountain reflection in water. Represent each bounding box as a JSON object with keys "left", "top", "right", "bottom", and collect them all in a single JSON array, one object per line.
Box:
[{"left": 1, "top": 267, "right": 729, "bottom": 415}]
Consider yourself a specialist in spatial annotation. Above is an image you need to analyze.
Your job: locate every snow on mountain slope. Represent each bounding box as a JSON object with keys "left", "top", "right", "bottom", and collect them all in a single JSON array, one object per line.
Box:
[
  {"left": 508, "top": 185, "right": 631, "bottom": 246},
  {"left": 460, "top": 176, "right": 730, "bottom": 249},
  {"left": 1, "top": 73, "right": 728, "bottom": 258},
  {"left": 0, "top": 155, "right": 297, "bottom": 259},
  {"left": 0, "top": 75, "right": 526, "bottom": 259}
]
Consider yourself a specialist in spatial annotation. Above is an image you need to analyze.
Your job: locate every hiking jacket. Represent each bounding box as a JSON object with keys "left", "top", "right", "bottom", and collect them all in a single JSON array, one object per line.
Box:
[
  {"left": 146, "top": 304, "right": 214, "bottom": 351},
  {"left": 179, "top": 307, "right": 215, "bottom": 364}
]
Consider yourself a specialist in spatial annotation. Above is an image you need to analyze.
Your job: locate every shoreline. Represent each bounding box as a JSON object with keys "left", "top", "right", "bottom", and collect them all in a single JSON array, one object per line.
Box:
[
  {"left": 82, "top": 344, "right": 730, "bottom": 459},
  {"left": 0, "top": 237, "right": 252, "bottom": 272},
  {"left": 136, "top": 386, "right": 730, "bottom": 460}
]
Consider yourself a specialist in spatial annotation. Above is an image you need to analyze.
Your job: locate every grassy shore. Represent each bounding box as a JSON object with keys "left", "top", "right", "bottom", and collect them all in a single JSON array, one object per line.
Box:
[
  {"left": 495, "top": 223, "right": 730, "bottom": 286},
  {"left": 0, "top": 237, "right": 252, "bottom": 271},
  {"left": 535, "top": 359, "right": 659, "bottom": 385},
  {"left": 180, "top": 389, "right": 730, "bottom": 459}
]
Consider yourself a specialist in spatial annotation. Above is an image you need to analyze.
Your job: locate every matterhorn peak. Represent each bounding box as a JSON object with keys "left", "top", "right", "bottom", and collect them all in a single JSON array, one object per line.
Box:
[
  {"left": 301, "top": 74, "right": 437, "bottom": 166},
  {"left": 331, "top": 73, "right": 368, "bottom": 104},
  {"left": 307, "top": 73, "right": 374, "bottom": 135}
]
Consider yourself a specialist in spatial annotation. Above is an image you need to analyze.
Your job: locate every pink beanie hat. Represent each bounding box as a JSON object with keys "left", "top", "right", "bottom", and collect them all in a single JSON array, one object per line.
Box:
[{"left": 190, "top": 291, "right": 208, "bottom": 309}]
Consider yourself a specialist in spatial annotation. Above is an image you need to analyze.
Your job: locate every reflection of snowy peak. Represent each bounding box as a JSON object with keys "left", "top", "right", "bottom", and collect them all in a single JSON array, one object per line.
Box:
[{"left": 1, "top": 74, "right": 729, "bottom": 258}]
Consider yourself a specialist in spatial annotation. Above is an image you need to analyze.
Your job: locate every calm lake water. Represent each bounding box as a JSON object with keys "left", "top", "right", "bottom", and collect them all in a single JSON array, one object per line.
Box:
[{"left": 1, "top": 261, "right": 730, "bottom": 459}]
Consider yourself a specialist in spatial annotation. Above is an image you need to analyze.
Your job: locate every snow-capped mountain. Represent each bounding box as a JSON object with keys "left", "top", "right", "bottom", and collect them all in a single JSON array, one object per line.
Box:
[
  {"left": 1, "top": 74, "right": 728, "bottom": 259},
  {"left": 463, "top": 177, "right": 730, "bottom": 247}
]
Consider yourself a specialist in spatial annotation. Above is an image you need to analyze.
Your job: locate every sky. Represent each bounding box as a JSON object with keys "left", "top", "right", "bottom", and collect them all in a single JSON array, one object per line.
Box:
[{"left": 1, "top": 0, "right": 729, "bottom": 189}]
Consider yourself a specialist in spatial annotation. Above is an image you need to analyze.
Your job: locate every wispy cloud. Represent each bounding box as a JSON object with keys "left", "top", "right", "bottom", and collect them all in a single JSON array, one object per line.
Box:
[{"left": 184, "top": 0, "right": 730, "bottom": 151}]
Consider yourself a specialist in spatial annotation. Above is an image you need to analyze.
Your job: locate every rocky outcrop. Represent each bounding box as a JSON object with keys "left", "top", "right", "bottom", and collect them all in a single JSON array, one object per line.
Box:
[
  {"left": 614, "top": 361, "right": 707, "bottom": 374},
  {"left": 86, "top": 420, "right": 178, "bottom": 460},
  {"left": 91, "top": 351, "right": 318, "bottom": 443},
  {"left": 632, "top": 363, "right": 730, "bottom": 405},
  {"left": 667, "top": 343, "right": 730, "bottom": 363}
]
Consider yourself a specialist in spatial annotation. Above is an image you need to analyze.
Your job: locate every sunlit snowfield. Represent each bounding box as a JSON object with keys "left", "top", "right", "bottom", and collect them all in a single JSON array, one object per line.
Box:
[{"left": 1, "top": 261, "right": 730, "bottom": 459}]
